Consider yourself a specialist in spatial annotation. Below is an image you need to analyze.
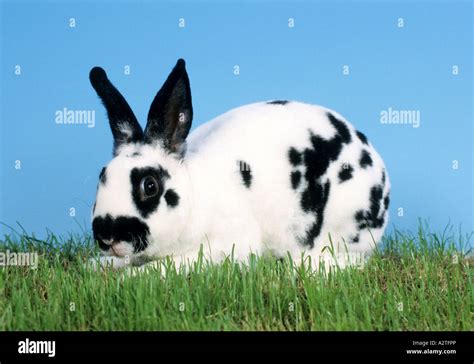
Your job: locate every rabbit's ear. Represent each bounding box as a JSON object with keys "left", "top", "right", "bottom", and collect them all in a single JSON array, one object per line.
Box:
[
  {"left": 144, "top": 59, "right": 193, "bottom": 154},
  {"left": 90, "top": 67, "right": 144, "bottom": 155}
]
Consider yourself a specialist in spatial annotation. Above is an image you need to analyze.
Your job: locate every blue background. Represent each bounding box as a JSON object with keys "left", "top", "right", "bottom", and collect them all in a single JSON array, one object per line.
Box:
[{"left": 0, "top": 0, "right": 472, "bottom": 240}]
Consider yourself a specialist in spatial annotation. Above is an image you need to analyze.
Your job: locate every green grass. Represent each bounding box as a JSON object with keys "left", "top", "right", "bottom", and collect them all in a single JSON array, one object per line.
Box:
[{"left": 0, "top": 223, "right": 472, "bottom": 331}]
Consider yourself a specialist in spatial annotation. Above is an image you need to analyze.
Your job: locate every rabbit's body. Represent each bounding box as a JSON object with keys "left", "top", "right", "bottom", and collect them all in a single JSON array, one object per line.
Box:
[
  {"left": 89, "top": 60, "right": 390, "bottom": 271},
  {"left": 168, "top": 101, "right": 390, "bottom": 266}
]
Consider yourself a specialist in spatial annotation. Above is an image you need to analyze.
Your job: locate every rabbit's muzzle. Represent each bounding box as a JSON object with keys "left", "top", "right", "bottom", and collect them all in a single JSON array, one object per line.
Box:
[{"left": 92, "top": 214, "right": 150, "bottom": 255}]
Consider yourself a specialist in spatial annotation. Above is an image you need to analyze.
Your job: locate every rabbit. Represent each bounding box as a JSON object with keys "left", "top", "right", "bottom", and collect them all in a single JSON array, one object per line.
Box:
[{"left": 89, "top": 59, "right": 390, "bottom": 272}]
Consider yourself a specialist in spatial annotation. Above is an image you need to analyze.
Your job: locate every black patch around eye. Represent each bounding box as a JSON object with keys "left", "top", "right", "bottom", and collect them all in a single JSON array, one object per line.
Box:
[
  {"left": 338, "top": 164, "right": 354, "bottom": 183},
  {"left": 92, "top": 214, "right": 150, "bottom": 253},
  {"left": 130, "top": 166, "right": 170, "bottom": 218},
  {"left": 356, "top": 130, "right": 369, "bottom": 145},
  {"left": 291, "top": 170, "right": 301, "bottom": 189},
  {"left": 99, "top": 167, "right": 107, "bottom": 184},
  {"left": 359, "top": 150, "right": 373, "bottom": 168},
  {"left": 238, "top": 160, "right": 252, "bottom": 188},
  {"left": 164, "top": 189, "right": 180, "bottom": 207},
  {"left": 267, "top": 100, "right": 289, "bottom": 105},
  {"left": 288, "top": 147, "right": 302, "bottom": 166}
]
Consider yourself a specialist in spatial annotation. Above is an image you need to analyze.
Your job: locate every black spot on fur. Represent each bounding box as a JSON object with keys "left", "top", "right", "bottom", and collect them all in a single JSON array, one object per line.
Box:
[
  {"left": 130, "top": 166, "right": 169, "bottom": 218},
  {"left": 131, "top": 152, "right": 141, "bottom": 157},
  {"left": 384, "top": 194, "right": 390, "bottom": 210},
  {"left": 92, "top": 214, "right": 150, "bottom": 253},
  {"left": 164, "top": 189, "right": 180, "bottom": 207},
  {"left": 238, "top": 160, "right": 252, "bottom": 188},
  {"left": 267, "top": 100, "right": 289, "bottom": 105},
  {"left": 327, "top": 112, "right": 351, "bottom": 144},
  {"left": 359, "top": 150, "right": 373, "bottom": 168},
  {"left": 99, "top": 167, "right": 107, "bottom": 184},
  {"left": 300, "top": 181, "right": 331, "bottom": 248},
  {"left": 296, "top": 114, "right": 354, "bottom": 248},
  {"left": 338, "top": 164, "right": 354, "bottom": 183},
  {"left": 288, "top": 147, "right": 302, "bottom": 166},
  {"left": 369, "top": 185, "right": 384, "bottom": 227},
  {"left": 355, "top": 185, "right": 385, "bottom": 230},
  {"left": 302, "top": 134, "right": 342, "bottom": 184},
  {"left": 291, "top": 171, "right": 301, "bottom": 190},
  {"left": 355, "top": 210, "right": 365, "bottom": 225},
  {"left": 356, "top": 130, "right": 368, "bottom": 145},
  {"left": 351, "top": 234, "right": 360, "bottom": 244}
]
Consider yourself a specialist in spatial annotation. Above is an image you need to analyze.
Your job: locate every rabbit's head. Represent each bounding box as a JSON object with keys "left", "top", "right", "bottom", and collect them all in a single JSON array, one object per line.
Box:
[{"left": 90, "top": 59, "right": 192, "bottom": 260}]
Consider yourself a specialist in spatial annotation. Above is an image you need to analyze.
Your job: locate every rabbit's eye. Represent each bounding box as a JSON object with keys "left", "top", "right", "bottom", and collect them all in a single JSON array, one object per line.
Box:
[{"left": 140, "top": 176, "right": 159, "bottom": 199}]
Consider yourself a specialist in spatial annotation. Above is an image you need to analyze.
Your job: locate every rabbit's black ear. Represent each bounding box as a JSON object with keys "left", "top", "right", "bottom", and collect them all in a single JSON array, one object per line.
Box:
[
  {"left": 90, "top": 67, "right": 144, "bottom": 155},
  {"left": 144, "top": 59, "right": 193, "bottom": 155}
]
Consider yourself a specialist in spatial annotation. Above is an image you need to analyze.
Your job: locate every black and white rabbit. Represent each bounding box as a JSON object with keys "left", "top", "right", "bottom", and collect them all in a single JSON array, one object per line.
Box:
[{"left": 89, "top": 59, "right": 390, "bottom": 271}]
